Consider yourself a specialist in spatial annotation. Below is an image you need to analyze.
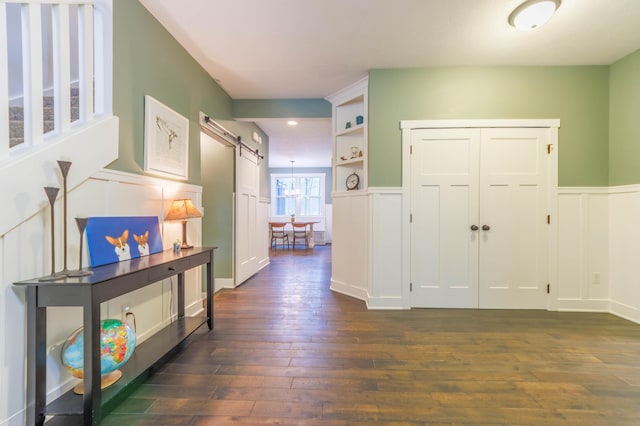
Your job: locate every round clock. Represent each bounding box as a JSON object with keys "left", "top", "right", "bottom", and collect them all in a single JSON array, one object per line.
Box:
[{"left": 346, "top": 171, "right": 360, "bottom": 191}]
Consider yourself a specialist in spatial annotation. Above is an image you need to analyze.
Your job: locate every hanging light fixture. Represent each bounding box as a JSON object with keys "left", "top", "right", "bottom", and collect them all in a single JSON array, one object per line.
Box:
[
  {"left": 284, "top": 160, "right": 299, "bottom": 197},
  {"left": 508, "top": 0, "right": 560, "bottom": 31}
]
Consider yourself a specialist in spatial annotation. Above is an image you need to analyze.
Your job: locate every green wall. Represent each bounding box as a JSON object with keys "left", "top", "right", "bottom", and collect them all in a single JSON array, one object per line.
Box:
[
  {"left": 111, "top": 0, "right": 263, "bottom": 278},
  {"left": 111, "top": 0, "right": 234, "bottom": 185},
  {"left": 233, "top": 99, "right": 331, "bottom": 119},
  {"left": 369, "top": 66, "right": 610, "bottom": 187},
  {"left": 609, "top": 49, "right": 640, "bottom": 186}
]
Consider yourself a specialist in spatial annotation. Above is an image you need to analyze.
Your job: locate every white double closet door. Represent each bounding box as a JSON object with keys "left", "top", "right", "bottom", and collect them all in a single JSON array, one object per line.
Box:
[{"left": 411, "top": 127, "right": 549, "bottom": 309}]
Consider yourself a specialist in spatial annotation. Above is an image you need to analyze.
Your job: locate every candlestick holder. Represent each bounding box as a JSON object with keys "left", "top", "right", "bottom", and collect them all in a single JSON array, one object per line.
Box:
[
  {"left": 39, "top": 187, "right": 66, "bottom": 282},
  {"left": 68, "top": 217, "right": 93, "bottom": 277},
  {"left": 57, "top": 160, "right": 72, "bottom": 276}
]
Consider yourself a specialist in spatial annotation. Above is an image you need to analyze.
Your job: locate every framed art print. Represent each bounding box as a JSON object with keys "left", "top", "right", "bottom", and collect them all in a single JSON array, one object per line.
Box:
[{"left": 144, "top": 95, "right": 189, "bottom": 180}]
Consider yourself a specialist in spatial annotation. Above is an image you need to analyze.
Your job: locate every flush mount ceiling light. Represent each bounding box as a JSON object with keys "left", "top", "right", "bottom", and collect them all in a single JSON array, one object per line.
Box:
[
  {"left": 287, "top": 120, "right": 298, "bottom": 127},
  {"left": 509, "top": 0, "right": 561, "bottom": 31}
]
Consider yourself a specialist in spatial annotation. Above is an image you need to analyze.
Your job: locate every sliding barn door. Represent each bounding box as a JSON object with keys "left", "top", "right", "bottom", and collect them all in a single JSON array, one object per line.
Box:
[{"left": 235, "top": 149, "right": 260, "bottom": 285}]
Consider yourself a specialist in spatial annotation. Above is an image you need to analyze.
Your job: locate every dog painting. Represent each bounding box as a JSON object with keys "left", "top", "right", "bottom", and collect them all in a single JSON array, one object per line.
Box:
[
  {"left": 105, "top": 230, "right": 131, "bottom": 261},
  {"left": 86, "top": 217, "right": 163, "bottom": 267},
  {"left": 133, "top": 231, "right": 150, "bottom": 256}
]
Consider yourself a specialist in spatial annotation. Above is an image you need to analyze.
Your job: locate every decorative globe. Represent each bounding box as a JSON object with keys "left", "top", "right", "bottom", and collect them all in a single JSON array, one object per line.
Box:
[{"left": 61, "top": 319, "right": 137, "bottom": 380}]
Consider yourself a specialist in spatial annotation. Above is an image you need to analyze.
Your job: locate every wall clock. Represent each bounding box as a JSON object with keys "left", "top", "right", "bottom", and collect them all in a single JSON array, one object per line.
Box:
[{"left": 346, "top": 171, "right": 360, "bottom": 191}]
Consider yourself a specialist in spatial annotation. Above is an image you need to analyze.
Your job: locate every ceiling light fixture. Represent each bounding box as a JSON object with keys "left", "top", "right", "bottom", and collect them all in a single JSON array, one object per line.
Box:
[
  {"left": 284, "top": 160, "right": 299, "bottom": 197},
  {"left": 508, "top": 0, "right": 560, "bottom": 31},
  {"left": 287, "top": 120, "right": 298, "bottom": 127}
]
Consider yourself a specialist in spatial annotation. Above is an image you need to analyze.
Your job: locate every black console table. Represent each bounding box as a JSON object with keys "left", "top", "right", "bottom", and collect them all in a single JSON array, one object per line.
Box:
[{"left": 14, "top": 246, "right": 216, "bottom": 426}]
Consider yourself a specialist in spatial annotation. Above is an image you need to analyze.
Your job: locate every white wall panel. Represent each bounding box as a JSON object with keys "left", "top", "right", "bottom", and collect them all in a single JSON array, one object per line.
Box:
[
  {"left": 609, "top": 187, "right": 640, "bottom": 323},
  {"left": 557, "top": 189, "right": 609, "bottom": 311},
  {"left": 557, "top": 194, "right": 583, "bottom": 300},
  {"left": 369, "top": 190, "right": 403, "bottom": 309},
  {"left": 1, "top": 169, "right": 203, "bottom": 424},
  {"left": 330, "top": 193, "right": 369, "bottom": 302},
  {"left": 257, "top": 200, "right": 270, "bottom": 270}
]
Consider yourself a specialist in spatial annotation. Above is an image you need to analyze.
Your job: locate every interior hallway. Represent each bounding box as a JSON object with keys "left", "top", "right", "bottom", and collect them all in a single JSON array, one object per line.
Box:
[{"left": 99, "top": 245, "right": 640, "bottom": 425}]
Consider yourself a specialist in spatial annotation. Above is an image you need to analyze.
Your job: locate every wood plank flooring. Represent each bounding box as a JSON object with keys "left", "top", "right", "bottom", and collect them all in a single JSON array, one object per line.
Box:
[{"left": 99, "top": 246, "right": 640, "bottom": 425}]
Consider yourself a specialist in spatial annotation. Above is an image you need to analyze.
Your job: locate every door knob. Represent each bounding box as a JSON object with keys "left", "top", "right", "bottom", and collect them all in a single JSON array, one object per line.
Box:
[
  {"left": 470, "top": 225, "right": 479, "bottom": 231},
  {"left": 482, "top": 225, "right": 490, "bottom": 231}
]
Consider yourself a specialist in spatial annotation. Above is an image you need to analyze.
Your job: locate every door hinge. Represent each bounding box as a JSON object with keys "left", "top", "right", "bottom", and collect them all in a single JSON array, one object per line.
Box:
[
  {"left": 410, "top": 213, "right": 413, "bottom": 223},
  {"left": 547, "top": 283, "right": 550, "bottom": 294},
  {"left": 410, "top": 282, "right": 413, "bottom": 292},
  {"left": 410, "top": 145, "right": 413, "bottom": 155},
  {"left": 547, "top": 144, "right": 552, "bottom": 154},
  {"left": 547, "top": 214, "right": 550, "bottom": 224}
]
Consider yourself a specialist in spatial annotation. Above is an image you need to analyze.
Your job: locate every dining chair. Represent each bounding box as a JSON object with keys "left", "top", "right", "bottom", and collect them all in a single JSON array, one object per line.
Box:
[
  {"left": 292, "top": 222, "right": 310, "bottom": 249},
  {"left": 270, "top": 222, "right": 290, "bottom": 249}
]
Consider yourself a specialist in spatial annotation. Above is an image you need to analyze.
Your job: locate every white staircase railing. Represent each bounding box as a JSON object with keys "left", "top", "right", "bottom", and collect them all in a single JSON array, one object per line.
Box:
[
  {"left": 1, "top": 0, "right": 107, "bottom": 161},
  {"left": 0, "top": 0, "right": 115, "bottom": 239}
]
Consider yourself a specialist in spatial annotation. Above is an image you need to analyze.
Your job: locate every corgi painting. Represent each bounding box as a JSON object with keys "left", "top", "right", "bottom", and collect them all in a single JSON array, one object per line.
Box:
[
  {"left": 86, "top": 217, "right": 163, "bottom": 267},
  {"left": 133, "top": 231, "right": 150, "bottom": 256},
  {"left": 105, "top": 230, "right": 131, "bottom": 261}
]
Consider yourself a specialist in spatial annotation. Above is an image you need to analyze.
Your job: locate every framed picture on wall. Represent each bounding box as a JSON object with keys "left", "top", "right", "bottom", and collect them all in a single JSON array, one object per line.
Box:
[{"left": 144, "top": 95, "right": 189, "bottom": 180}]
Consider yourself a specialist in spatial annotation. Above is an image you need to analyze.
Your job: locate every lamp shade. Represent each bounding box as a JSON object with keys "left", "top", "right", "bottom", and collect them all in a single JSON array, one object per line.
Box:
[{"left": 165, "top": 198, "right": 202, "bottom": 221}]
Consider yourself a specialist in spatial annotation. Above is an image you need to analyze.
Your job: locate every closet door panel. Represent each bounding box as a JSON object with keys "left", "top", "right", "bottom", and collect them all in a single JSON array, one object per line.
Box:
[
  {"left": 410, "top": 128, "right": 479, "bottom": 308},
  {"left": 479, "top": 128, "right": 549, "bottom": 309}
]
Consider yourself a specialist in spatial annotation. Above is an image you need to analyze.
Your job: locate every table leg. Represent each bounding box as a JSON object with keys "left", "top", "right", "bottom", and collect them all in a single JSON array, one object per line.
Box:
[
  {"left": 206, "top": 258, "right": 213, "bottom": 329},
  {"left": 308, "top": 223, "right": 316, "bottom": 248},
  {"left": 82, "top": 293, "right": 101, "bottom": 425},
  {"left": 26, "top": 287, "right": 47, "bottom": 426},
  {"left": 177, "top": 272, "right": 185, "bottom": 319}
]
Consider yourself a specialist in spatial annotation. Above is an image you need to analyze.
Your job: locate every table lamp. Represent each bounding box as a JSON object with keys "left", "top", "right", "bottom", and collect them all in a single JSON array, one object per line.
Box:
[{"left": 164, "top": 198, "right": 202, "bottom": 249}]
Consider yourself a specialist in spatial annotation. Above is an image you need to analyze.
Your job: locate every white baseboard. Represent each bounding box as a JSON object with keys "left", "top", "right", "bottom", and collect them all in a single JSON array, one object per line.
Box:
[
  {"left": 330, "top": 279, "right": 368, "bottom": 303},
  {"left": 367, "top": 296, "right": 405, "bottom": 310},
  {"left": 556, "top": 298, "right": 609, "bottom": 312},
  {"left": 609, "top": 300, "right": 640, "bottom": 324},
  {"left": 215, "top": 278, "right": 234, "bottom": 292}
]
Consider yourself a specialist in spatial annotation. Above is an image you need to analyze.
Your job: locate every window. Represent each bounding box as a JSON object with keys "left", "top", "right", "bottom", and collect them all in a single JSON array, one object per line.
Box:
[{"left": 271, "top": 173, "right": 325, "bottom": 217}]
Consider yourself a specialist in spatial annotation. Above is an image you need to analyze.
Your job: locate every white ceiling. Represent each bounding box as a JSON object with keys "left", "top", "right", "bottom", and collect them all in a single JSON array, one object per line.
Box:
[
  {"left": 139, "top": 0, "right": 640, "bottom": 167},
  {"left": 245, "top": 118, "right": 333, "bottom": 168}
]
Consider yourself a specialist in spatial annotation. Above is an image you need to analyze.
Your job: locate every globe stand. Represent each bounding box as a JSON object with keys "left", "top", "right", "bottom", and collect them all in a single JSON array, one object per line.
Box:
[{"left": 72, "top": 370, "right": 122, "bottom": 394}]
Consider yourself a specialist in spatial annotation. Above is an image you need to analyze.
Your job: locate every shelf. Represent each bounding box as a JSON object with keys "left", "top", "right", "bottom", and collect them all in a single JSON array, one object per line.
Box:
[
  {"left": 336, "top": 123, "right": 364, "bottom": 137},
  {"left": 328, "top": 76, "right": 368, "bottom": 193},
  {"left": 46, "top": 316, "right": 208, "bottom": 416},
  {"left": 337, "top": 94, "right": 364, "bottom": 107},
  {"left": 336, "top": 157, "right": 364, "bottom": 167}
]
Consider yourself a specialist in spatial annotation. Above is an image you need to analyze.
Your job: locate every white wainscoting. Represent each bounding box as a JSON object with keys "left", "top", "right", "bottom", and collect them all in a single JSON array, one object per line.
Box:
[
  {"left": 257, "top": 199, "right": 270, "bottom": 272},
  {"left": 368, "top": 189, "right": 404, "bottom": 309},
  {"left": 557, "top": 188, "right": 610, "bottom": 312},
  {"left": 330, "top": 192, "right": 370, "bottom": 302},
  {"left": 608, "top": 185, "right": 640, "bottom": 323},
  {"left": 0, "top": 169, "right": 202, "bottom": 425},
  {"left": 336, "top": 186, "right": 640, "bottom": 324},
  {"left": 546, "top": 186, "right": 640, "bottom": 324}
]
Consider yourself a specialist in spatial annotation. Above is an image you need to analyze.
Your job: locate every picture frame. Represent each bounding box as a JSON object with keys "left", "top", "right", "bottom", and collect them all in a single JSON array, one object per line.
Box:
[{"left": 144, "top": 95, "right": 189, "bottom": 180}]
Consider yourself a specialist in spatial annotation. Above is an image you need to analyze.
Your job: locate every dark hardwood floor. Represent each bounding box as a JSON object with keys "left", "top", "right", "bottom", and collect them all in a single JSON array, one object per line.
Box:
[{"left": 99, "top": 246, "right": 640, "bottom": 425}]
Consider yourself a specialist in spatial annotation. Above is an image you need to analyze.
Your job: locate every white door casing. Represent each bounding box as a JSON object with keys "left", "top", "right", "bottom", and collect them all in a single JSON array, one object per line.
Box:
[{"left": 405, "top": 121, "right": 557, "bottom": 309}]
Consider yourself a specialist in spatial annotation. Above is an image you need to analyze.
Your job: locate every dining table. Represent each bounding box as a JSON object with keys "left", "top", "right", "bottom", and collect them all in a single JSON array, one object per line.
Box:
[{"left": 269, "top": 221, "right": 320, "bottom": 248}]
